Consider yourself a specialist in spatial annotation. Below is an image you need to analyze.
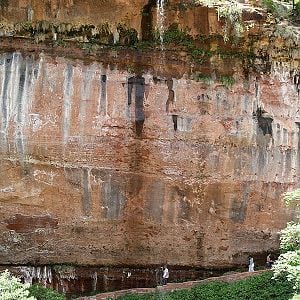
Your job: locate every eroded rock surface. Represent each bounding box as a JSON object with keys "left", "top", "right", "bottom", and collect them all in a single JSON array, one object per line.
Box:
[
  {"left": 0, "top": 2, "right": 298, "bottom": 294},
  {"left": 0, "top": 49, "right": 296, "bottom": 268}
]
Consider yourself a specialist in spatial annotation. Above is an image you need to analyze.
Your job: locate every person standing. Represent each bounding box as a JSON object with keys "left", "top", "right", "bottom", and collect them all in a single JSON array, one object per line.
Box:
[
  {"left": 248, "top": 256, "right": 255, "bottom": 272},
  {"left": 266, "top": 254, "right": 274, "bottom": 268},
  {"left": 162, "top": 265, "right": 169, "bottom": 285},
  {"left": 156, "top": 267, "right": 163, "bottom": 286}
]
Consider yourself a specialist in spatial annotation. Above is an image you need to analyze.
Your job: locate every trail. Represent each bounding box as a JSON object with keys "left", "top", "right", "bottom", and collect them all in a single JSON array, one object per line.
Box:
[{"left": 76, "top": 270, "right": 267, "bottom": 300}]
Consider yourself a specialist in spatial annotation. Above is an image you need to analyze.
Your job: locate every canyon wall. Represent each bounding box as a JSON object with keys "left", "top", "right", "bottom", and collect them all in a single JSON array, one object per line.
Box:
[
  {"left": 0, "top": 49, "right": 297, "bottom": 267},
  {"left": 0, "top": 0, "right": 299, "bottom": 293},
  {"left": 0, "top": 0, "right": 227, "bottom": 39}
]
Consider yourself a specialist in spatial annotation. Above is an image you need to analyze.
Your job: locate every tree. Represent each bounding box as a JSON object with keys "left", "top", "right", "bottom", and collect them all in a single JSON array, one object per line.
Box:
[
  {"left": 272, "top": 189, "right": 300, "bottom": 295},
  {"left": 0, "top": 270, "right": 36, "bottom": 300}
]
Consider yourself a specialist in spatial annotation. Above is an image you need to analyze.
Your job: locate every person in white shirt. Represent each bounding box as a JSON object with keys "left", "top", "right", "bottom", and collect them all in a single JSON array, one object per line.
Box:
[
  {"left": 162, "top": 265, "right": 169, "bottom": 285},
  {"left": 248, "top": 256, "right": 254, "bottom": 272}
]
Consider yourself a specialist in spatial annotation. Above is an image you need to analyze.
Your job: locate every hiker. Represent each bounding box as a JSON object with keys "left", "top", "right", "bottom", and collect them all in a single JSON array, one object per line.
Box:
[
  {"left": 248, "top": 256, "right": 255, "bottom": 272},
  {"left": 156, "top": 267, "right": 163, "bottom": 286},
  {"left": 266, "top": 254, "right": 274, "bottom": 268},
  {"left": 162, "top": 265, "right": 169, "bottom": 285}
]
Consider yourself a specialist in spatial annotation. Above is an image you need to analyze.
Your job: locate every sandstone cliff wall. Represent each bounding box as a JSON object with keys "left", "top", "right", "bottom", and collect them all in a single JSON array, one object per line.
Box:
[
  {"left": 0, "top": 0, "right": 298, "bottom": 272},
  {"left": 0, "top": 49, "right": 297, "bottom": 268},
  {"left": 0, "top": 0, "right": 223, "bottom": 38}
]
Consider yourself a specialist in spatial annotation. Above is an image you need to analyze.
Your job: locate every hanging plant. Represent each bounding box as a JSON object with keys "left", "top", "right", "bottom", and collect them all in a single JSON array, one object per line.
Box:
[{"left": 217, "top": 2, "right": 244, "bottom": 42}]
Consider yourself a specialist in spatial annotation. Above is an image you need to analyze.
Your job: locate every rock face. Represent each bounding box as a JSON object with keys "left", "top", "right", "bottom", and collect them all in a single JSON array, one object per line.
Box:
[
  {"left": 0, "top": 0, "right": 298, "bottom": 290},
  {"left": 0, "top": 49, "right": 296, "bottom": 267}
]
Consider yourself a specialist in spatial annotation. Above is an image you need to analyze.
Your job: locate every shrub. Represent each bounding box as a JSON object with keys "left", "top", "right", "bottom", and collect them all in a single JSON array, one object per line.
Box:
[
  {"left": 0, "top": 270, "right": 36, "bottom": 300},
  {"left": 262, "top": 0, "right": 278, "bottom": 14},
  {"left": 119, "top": 293, "right": 155, "bottom": 300},
  {"left": 273, "top": 188, "right": 300, "bottom": 295},
  {"left": 217, "top": 2, "right": 243, "bottom": 42},
  {"left": 118, "top": 271, "right": 294, "bottom": 300},
  {"left": 273, "top": 251, "right": 300, "bottom": 293},
  {"left": 220, "top": 75, "right": 235, "bottom": 88},
  {"left": 295, "top": 1, "right": 300, "bottom": 16},
  {"left": 283, "top": 188, "right": 300, "bottom": 205},
  {"left": 193, "top": 73, "right": 213, "bottom": 84},
  {"left": 162, "top": 23, "right": 193, "bottom": 48},
  {"left": 280, "top": 222, "right": 300, "bottom": 252},
  {"left": 191, "top": 272, "right": 292, "bottom": 300},
  {"left": 29, "top": 284, "right": 65, "bottom": 300}
]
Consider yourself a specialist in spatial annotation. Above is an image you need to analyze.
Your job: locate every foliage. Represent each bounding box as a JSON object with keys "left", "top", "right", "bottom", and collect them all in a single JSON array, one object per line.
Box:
[
  {"left": 161, "top": 23, "right": 193, "bottom": 48},
  {"left": 217, "top": 2, "right": 244, "bottom": 42},
  {"left": 0, "top": 270, "right": 36, "bottom": 300},
  {"left": 262, "top": 0, "right": 300, "bottom": 19},
  {"left": 283, "top": 188, "right": 300, "bottom": 207},
  {"left": 119, "top": 294, "right": 155, "bottom": 300},
  {"left": 295, "top": 1, "right": 300, "bottom": 16},
  {"left": 280, "top": 222, "right": 300, "bottom": 252},
  {"left": 133, "top": 40, "right": 154, "bottom": 51},
  {"left": 220, "top": 75, "right": 235, "bottom": 88},
  {"left": 29, "top": 284, "right": 65, "bottom": 300},
  {"left": 273, "top": 251, "right": 300, "bottom": 293},
  {"left": 118, "top": 271, "right": 294, "bottom": 300},
  {"left": 272, "top": 188, "right": 300, "bottom": 295},
  {"left": 195, "top": 1, "right": 246, "bottom": 42},
  {"left": 126, "top": 64, "right": 135, "bottom": 74},
  {"left": 262, "top": 0, "right": 278, "bottom": 14},
  {"left": 193, "top": 73, "right": 213, "bottom": 84},
  {"left": 117, "top": 24, "right": 138, "bottom": 46},
  {"left": 190, "top": 48, "right": 213, "bottom": 63}
]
